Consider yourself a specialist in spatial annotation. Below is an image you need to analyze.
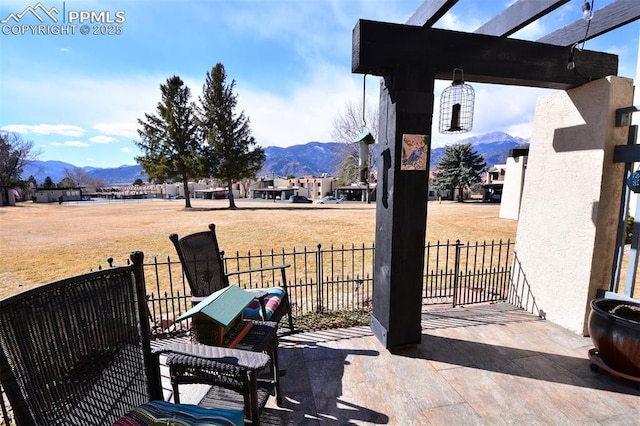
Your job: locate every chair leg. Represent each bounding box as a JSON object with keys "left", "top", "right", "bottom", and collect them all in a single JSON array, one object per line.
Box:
[
  {"left": 280, "top": 269, "right": 294, "bottom": 332},
  {"left": 286, "top": 300, "right": 294, "bottom": 332},
  {"left": 172, "top": 382, "right": 181, "bottom": 404},
  {"left": 248, "top": 371, "right": 260, "bottom": 425},
  {"left": 242, "top": 390, "right": 252, "bottom": 423},
  {"left": 272, "top": 347, "right": 282, "bottom": 406}
]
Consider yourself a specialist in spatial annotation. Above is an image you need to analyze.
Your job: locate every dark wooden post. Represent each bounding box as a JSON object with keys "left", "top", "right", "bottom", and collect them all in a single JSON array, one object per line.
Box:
[
  {"left": 352, "top": 17, "right": 619, "bottom": 349},
  {"left": 371, "top": 65, "right": 433, "bottom": 348}
]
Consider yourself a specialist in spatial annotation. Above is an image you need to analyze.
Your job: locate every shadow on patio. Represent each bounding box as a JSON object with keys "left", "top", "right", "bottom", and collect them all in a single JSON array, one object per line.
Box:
[{"left": 256, "top": 303, "right": 639, "bottom": 425}]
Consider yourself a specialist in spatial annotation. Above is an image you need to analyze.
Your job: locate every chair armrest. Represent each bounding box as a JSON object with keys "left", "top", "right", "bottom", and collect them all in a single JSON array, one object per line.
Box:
[
  {"left": 226, "top": 264, "right": 291, "bottom": 296},
  {"left": 225, "top": 264, "right": 291, "bottom": 277},
  {"left": 245, "top": 289, "right": 269, "bottom": 319},
  {"left": 152, "top": 342, "right": 270, "bottom": 371},
  {"left": 246, "top": 289, "right": 268, "bottom": 299},
  {"left": 190, "top": 296, "right": 206, "bottom": 304}
]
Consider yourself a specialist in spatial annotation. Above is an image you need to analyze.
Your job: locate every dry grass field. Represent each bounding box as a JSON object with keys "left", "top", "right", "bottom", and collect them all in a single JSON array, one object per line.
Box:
[{"left": 0, "top": 198, "right": 516, "bottom": 299}]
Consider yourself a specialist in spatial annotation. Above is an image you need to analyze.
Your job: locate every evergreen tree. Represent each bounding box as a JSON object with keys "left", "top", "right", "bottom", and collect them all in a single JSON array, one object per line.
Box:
[
  {"left": 431, "top": 142, "right": 486, "bottom": 202},
  {"left": 199, "top": 63, "right": 265, "bottom": 209},
  {"left": 136, "top": 76, "right": 202, "bottom": 208},
  {"left": 42, "top": 176, "right": 54, "bottom": 189}
]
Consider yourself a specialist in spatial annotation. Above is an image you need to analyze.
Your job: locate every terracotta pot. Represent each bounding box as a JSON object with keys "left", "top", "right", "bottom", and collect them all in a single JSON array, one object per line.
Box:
[{"left": 588, "top": 298, "right": 640, "bottom": 377}]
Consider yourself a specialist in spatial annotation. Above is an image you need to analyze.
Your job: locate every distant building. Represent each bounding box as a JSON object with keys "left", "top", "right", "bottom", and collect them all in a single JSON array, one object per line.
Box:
[
  {"left": 499, "top": 148, "right": 529, "bottom": 220},
  {"left": 250, "top": 175, "right": 337, "bottom": 201},
  {"left": 293, "top": 175, "right": 335, "bottom": 199},
  {"left": 334, "top": 183, "right": 376, "bottom": 202},
  {"left": 34, "top": 188, "right": 83, "bottom": 203},
  {"left": 482, "top": 164, "right": 506, "bottom": 203}
]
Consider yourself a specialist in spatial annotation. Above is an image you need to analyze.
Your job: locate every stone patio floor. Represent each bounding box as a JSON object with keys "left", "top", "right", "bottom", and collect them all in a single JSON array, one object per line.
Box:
[{"left": 173, "top": 302, "right": 640, "bottom": 425}]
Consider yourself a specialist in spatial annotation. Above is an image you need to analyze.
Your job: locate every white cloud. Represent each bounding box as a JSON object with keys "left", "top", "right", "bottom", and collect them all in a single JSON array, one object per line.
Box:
[
  {"left": 89, "top": 135, "right": 117, "bottom": 144},
  {"left": 121, "top": 147, "right": 132, "bottom": 153},
  {"left": 430, "top": 81, "right": 553, "bottom": 147},
  {"left": 3, "top": 71, "right": 166, "bottom": 140},
  {"left": 93, "top": 123, "right": 138, "bottom": 139},
  {"left": 473, "top": 85, "right": 553, "bottom": 133},
  {"left": 435, "top": 11, "right": 483, "bottom": 33},
  {"left": 505, "top": 122, "right": 534, "bottom": 139},
  {"left": 218, "top": 1, "right": 414, "bottom": 69},
  {"left": 51, "top": 140, "right": 89, "bottom": 147},
  {"left": 512, "top": 20, "right": 547, "bottom": 41},
  {"left": 237, "top": 64, "right": 363, "bottom": 146},
  {"left": 238, "top": 61, "right": 552, "bottom": 149},
  {"left": 1, "top": 123, "right": 84, "bottom": 136}
]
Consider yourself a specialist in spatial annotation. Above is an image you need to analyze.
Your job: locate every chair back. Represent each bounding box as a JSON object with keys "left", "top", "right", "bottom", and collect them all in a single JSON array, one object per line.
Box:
[
  {"left": 0, "top": 251, "right": 159, "bottom": 426},
  {"left": 169, "top": 224, "right": 229, "bottom": 297}
]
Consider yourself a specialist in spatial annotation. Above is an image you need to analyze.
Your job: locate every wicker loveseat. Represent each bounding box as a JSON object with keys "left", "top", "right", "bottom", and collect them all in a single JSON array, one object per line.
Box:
[{"left": 0, "top": 251, "right": 270, "bottom": 425}]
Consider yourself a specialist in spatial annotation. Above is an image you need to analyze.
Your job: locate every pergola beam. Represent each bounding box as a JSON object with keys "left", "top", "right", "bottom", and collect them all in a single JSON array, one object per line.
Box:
[
  {"left": 405, "top": 0, "right": 459, "bottom": 27},
  {"left": 538, "top": 0, "right": 640, "bottom": 47},
  {"left": 353, "top": 19, "right": 618, "bottom": 90},
  {"left": 474, "top": 0, "right": 569, "bottom": 37}
]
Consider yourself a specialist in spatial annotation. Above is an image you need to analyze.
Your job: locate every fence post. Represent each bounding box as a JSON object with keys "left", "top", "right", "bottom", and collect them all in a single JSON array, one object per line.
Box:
[
  {"left": 453, "top": 239, "right": 462, "bottom": 307},
  {"left": 316, "top": 243, "right": 323, "bottom": 313}
]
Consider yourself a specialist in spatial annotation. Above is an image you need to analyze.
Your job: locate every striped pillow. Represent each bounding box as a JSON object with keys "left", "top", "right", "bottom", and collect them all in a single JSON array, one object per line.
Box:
[
  {"left": 243, "top": 287, "right": 285, "bottom": 321},
  {"left": 113, "top": 400, "right": 243, "bottom": 426}
]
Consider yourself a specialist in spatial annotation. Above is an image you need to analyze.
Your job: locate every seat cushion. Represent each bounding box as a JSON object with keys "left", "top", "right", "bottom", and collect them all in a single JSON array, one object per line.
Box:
[
  {"left": 243, "top": 287, "right": 285, "bottom": 321},
  {"left": 113, "top": 400, "right": 244, "bottom": 426}
]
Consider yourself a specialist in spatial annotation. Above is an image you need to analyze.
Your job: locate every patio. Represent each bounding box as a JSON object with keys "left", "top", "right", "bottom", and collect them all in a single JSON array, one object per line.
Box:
[{"left": 171, "top": 302, "right": 639, "bottom": 424}]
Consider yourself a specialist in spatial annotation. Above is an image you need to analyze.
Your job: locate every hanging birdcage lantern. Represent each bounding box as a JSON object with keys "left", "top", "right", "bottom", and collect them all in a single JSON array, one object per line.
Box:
[{"left": 439, "top": 68, "right": 475, "bottom": 134}]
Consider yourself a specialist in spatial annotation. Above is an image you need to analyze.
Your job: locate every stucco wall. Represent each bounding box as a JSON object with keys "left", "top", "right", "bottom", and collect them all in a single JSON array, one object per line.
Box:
[
  {"left": 499, "top": 155, "right": 527, "bottom": 220},
  {"left": 512, "top": 76, "right": 632, "bottom": 335}
]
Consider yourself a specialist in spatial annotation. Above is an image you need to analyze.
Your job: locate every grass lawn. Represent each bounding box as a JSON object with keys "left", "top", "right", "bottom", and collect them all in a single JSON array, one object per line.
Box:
[{"left": 0, "top": 198, "right": 516, "bottom": 299}]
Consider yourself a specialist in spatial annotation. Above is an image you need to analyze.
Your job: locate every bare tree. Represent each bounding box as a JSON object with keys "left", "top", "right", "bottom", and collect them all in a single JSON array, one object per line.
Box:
[
  {"left": 0, "top": 131, "right": 39, "bottom": 187},
  {"left": 330, "top": 101, "right": 378, "bottom": 185},
  {"left": 331, "top": 101, "right": 378, "bottom": 144},
  {"left": 238, "top": 177, "right": 253, "bottom": 198},
  {"left": 0, "top": 131, "right": 40, "bottom": 204},
  {"left": 63, "top": 166, "right": 105, "bottom": 188}
]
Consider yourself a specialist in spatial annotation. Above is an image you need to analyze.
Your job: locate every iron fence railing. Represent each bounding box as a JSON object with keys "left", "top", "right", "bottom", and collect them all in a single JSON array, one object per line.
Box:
[
  {"left": 0, "top": 239, "right": 514, "bottom": 425},
  {"left": 141, "top": 240, "right": 514, "bottom": 336},
  {"left": 423, "top": 239, "right": 513, "bottom": 306}
]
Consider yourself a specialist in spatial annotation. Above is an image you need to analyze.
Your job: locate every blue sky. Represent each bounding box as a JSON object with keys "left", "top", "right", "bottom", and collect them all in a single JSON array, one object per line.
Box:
[{"left": 1, "top": 0, "right": 638, "bottom": 168}]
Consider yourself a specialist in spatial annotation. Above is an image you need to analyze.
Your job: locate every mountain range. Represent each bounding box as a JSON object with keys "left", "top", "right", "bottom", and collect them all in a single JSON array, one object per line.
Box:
[{"left": 22, "top": 131, "right": 529, "bottom": 186}]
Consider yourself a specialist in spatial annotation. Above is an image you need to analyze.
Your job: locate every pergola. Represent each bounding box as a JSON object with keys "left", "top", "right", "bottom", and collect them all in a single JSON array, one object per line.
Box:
[{"left": 353, "top": 0, "right": 640, "bottom": 348}]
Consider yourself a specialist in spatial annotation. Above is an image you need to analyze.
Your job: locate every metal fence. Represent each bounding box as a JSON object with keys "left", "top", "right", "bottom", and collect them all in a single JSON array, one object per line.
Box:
[
  {"left": 143, "top": 239, "right": 514, "bottom": 335},
  {"left": 0, "top": 239, "right": 514, "bottom": 424},
  {"left": 422, "top": 239, "right": 514, "bottom": 306}
]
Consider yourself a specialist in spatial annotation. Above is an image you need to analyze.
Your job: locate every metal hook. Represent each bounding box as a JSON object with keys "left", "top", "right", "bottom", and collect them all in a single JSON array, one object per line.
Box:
[{"left": 452, "top": 68, "right": 465, "bottom": 85}]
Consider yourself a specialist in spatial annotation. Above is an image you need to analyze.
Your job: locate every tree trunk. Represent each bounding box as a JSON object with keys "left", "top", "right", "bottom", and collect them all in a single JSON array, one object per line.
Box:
[
  {"left": 1, "top": 187, "right": 9, "bottom": 206},
  {"left": 227, "top": 179, "right": 236, "bottom": 209},
  {"left": 183, "top": 180, "right": 192, "bottom": 208}
]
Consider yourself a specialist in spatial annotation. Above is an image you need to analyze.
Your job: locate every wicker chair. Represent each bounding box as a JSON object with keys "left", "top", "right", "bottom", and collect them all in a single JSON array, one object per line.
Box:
[
  {"left": 0, "top": 251, "right": 270, "bottom": 425},
  {"left": 170, "top": 224, "right": 294, "bottom": 331}
]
